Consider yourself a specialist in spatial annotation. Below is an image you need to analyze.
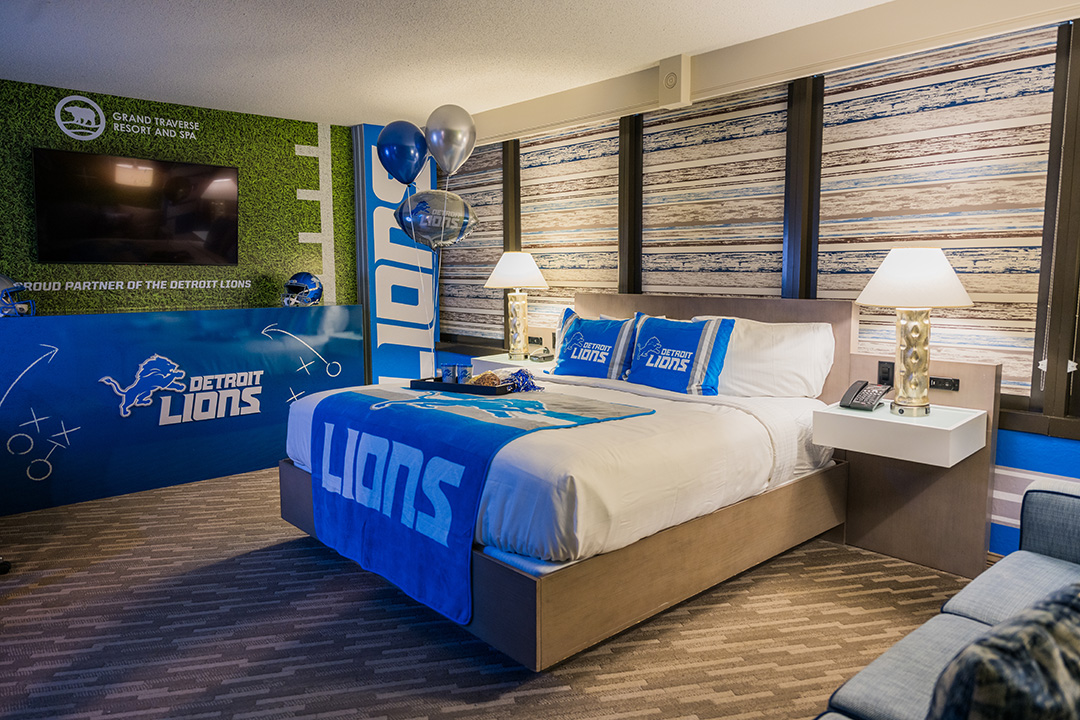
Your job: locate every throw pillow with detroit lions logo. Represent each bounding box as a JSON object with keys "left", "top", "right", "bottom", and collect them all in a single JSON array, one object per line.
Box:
[
  {"left": 626, "top": 316, "right": 736, "bottom": 395},
  {"left": 552, "top": 308, "right": 637, "bottom": 379}
]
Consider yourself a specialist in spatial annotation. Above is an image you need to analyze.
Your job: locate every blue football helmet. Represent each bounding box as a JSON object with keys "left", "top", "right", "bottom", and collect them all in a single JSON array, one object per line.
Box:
[
  {"left": 281, "top": 272, "right": 323, "bottom": 307},
  {"left": 0, "top": 274, "right": 34, "bottom": 317}
]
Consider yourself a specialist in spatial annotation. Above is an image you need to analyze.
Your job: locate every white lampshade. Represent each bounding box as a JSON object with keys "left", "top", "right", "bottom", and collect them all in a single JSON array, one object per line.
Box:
[
  {"left": 855, "top": 248, "right": 972, "bottom": 309},
  {"left": 484, "top": 251, "right": 549, "bottom": 290}
]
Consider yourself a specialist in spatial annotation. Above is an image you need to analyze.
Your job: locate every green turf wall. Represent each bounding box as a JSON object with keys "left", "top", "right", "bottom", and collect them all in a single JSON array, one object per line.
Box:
[{"left": 0, "top": 79, "right": 355, "bottom": 314}]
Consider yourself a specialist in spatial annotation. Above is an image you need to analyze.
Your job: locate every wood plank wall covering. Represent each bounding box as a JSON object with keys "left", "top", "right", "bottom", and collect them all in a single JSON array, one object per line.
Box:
[
  {"left": 641, "top": 85, "right": 789, "bottom": 296},
  {"left": 519, "top": 120, "right": 621, "bottom": 330},
  {"left": 437, "top": 143, "right": 505, "bottom": 340},
  {"left": 818, "top": 25, "right": 1058, "bottom": 395}
]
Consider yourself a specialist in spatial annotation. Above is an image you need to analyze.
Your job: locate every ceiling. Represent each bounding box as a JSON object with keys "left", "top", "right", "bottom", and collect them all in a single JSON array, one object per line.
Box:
[{"left": 0, "top": 0, "right": 895, "bottom": 128}]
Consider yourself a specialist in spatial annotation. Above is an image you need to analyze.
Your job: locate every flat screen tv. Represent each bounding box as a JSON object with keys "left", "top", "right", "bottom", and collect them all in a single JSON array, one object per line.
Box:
[{"left": 33, "top": 148, "right": 239, "bottom": 265}]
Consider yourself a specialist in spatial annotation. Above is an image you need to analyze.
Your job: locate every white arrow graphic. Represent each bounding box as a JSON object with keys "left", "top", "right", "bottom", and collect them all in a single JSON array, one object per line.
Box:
[
  {"left": 262, "top": 324, "right": 341, "bottom": 377},
  {"left": 0, "top": 345, "right": 59, "bottom": 409}
]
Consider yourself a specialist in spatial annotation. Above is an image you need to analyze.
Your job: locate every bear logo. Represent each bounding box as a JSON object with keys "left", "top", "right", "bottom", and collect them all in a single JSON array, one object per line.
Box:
[{"left": 54, "top": 95, "right": 105, "bottom": 141}]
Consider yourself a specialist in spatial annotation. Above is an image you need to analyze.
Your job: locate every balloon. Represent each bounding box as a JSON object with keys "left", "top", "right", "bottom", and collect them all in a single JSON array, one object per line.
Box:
[
  {"left": 394, "top": 189, "right": 478, "bottom": 249},
  {"left": 376, "top": 120, "right": 428, "bottom": 185},
  {"left": 425, "top": 105, "right": 476, "bottom": 176}
]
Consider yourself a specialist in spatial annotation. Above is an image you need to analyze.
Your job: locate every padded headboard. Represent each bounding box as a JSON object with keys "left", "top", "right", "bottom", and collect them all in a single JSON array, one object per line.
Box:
[{"left": 573, "top": 293, "right": 857, "bottom": 404}]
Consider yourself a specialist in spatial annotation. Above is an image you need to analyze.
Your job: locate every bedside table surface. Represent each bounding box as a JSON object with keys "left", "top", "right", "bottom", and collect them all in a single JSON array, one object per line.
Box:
[
  {"left": 819, "top": 401, "right": 984, "bottom": 430},
  {"left": 471, "top": 353, "right": 556, "bottom": 374},
  {"left": 813, "top": 401, "right": 986, "bottom": 468}
]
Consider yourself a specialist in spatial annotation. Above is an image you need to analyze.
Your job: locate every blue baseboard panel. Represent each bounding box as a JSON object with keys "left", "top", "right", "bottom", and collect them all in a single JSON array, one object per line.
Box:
[
  {"left": 989, "top": 523, "right": 1021, "bottom": 557},
  {"left": 997, "top": 430, "right": 1080, "bottom": 480}
]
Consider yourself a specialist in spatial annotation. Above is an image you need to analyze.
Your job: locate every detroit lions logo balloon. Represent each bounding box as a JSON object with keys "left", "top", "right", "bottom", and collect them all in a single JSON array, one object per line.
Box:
[{"left": 394, "top": 190, "right": 478, "bottom": 249}]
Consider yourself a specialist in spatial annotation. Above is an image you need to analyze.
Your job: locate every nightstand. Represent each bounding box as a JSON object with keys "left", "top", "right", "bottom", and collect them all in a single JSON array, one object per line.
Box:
[
  {"left": 814, "top": 398, "right": 993, "bottom": 579},
  {"left": 812, "top": 401, "right": 986, "bottom": 468},
  {"left": 471, "top": 353, "right": 557, "bottom": 375}
]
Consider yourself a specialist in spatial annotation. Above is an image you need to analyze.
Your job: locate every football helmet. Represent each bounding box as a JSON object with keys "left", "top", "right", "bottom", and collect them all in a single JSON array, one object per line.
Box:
[
  {"left": 281, "top": 272, "right": 323, "bottom": 307},
  {"left": 0, "top": 274, "right": 35, "bottom": 317}
]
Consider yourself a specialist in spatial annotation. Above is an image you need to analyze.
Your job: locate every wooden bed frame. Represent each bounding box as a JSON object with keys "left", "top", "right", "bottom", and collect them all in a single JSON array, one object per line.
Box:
[{"left": 278, "top": 294, "right": 856, "bottom": 670}]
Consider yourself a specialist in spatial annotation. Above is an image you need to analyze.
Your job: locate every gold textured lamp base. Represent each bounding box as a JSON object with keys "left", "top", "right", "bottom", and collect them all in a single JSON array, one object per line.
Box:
[
  {"left": 507, "top": 290, "right": 528, "bottom": 360},
  {"left": 892, "top": 307, "right": 931, "bottom": 416}
]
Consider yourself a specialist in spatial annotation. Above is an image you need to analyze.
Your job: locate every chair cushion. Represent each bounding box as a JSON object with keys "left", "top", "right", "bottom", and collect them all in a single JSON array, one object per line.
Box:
[
  {"left": 829, "top": 614, "right": 990, "bottom": 720},
  {"left": 926, "top": 584, "right": 1080, "bottom": 720},
  {"left": 943, "top": 551, "right": 1080, "bottom": 626}
]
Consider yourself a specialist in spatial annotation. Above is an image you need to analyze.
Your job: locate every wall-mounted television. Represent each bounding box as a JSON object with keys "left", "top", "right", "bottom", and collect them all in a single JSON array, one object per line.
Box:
[{"left": 33, "top": 148, "right": 239, "bottom": 265}]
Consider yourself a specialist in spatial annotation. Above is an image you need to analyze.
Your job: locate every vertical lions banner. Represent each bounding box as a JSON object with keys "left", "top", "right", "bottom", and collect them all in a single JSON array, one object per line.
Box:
[
  {"left": 355, "top": 124, "right": 437, "bottom": 384},
  {"left": 1, "top": 305, "right": 365, "bottom": 515}
]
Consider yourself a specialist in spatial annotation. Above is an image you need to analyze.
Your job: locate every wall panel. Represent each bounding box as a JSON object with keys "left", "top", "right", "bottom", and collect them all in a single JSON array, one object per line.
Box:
[
  {"left": 437, "top": 143, "right": 504, "bottom": 341},
  {"left": 641, "top": 86, "right": 789, "bottom": 296},
  {"left": 818, "top": 25, "right": 1058, "bottom": 395},
  {"left": 519, "top": 121, "right": 620, "bottom": 329}
]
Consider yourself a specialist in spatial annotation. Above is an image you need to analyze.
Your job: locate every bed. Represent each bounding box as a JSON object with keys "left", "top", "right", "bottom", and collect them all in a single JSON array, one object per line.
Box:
[{"left": 278, "top": 293, "right": 856, "bottom": 670}]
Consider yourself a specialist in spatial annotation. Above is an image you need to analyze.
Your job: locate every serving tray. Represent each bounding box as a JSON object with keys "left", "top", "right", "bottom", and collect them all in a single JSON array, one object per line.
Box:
[{"left": 409, "top": 378, "right": 511, "bottom": 395}]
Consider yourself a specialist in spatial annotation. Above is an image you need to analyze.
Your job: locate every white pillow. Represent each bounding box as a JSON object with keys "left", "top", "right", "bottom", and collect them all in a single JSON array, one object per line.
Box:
[{"left": 692, "top": 316, "right": 835, "bottom": 397}]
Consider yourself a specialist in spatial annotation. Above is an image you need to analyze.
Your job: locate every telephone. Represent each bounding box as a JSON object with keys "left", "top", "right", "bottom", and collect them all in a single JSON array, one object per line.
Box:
[
  {"left": 840, "top": 380, "right": 892, "bottom": 410},
  {"left": 529, "top": 346, "right": 554, "bottom": 362}
]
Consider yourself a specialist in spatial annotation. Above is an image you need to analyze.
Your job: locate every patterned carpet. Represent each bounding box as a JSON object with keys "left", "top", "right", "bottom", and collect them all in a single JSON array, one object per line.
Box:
[{"left": 0, "top": 468, "right": 967, "bottom": 720}]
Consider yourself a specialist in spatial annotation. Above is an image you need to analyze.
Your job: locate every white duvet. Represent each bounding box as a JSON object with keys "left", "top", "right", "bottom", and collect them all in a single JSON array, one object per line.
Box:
[{"left": 286, "top": 375, "right": 832, "bottom": 563}]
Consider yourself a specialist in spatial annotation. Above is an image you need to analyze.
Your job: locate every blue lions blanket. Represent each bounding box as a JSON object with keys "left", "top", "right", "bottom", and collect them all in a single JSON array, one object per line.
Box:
[{"left": 310, "top": 387, "right": 653, "bottom": 624}]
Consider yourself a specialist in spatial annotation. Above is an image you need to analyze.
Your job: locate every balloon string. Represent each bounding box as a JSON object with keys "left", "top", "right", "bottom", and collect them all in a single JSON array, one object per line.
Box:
[
  {"left": 433, "top": 171, "right": 453, "bottom": 364},
  {"left": 432, "top": 247, "right": 442, "bottom": 361},
  {"left": 406, "top": 181, "right": 437, "bottom": 372}
]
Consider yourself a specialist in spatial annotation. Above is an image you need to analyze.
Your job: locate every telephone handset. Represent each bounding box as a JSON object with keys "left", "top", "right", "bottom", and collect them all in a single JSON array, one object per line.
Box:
[
  {"left": 529, "top": 346, "right": 554, "bottom": 362},
  {"left": 840, "top": 380, "right": 892, "bottom": 411}
]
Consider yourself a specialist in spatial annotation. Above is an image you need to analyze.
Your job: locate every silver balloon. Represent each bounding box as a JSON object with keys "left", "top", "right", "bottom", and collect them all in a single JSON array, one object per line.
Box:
[
  {"left": 425, "top": 105, "right": 476, "bottom": 176},
  {"left": 394, "top": 189, "right": 479, "bottom": 249}
]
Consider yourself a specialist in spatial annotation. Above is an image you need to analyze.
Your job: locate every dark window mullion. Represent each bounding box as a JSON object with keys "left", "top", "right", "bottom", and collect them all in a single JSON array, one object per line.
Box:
[
  {"left": 501, "top": 140, "right": 522, "bottom": 346},
  {"left": 618, "top": 114, "right": 643, "bottom": 295},
  {"left": 782, "top": 75, "right": 823, "bottom": 299}
]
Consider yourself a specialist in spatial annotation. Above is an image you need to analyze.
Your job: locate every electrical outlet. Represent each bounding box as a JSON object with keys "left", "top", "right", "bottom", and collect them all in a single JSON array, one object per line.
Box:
[
  {"left": 877, "top": 361, "right": 894, "bottom": 387},
  {"left": 528, "top": 335, "right": 543, "bottom": 345},
  {"left": 929, "top": 376, "right": 960, "bottom": 391}
]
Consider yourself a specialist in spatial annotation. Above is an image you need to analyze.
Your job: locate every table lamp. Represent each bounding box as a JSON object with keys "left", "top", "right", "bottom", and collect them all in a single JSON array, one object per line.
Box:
[
  {"left": 855, "top": 247, "right": 972, "bottom": 417},
  {"left": 484, "top": 251, "right": 549, "bottom": 360}
]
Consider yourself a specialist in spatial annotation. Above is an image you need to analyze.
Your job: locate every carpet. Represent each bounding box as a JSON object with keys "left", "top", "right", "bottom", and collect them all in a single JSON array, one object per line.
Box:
[{"left": 0, "top": 468, "right": 967, "bottom": 719}]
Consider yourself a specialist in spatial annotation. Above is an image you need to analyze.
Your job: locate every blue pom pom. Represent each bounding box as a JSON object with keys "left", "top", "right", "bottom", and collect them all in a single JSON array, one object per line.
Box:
[{"left": 508, "top": 369, "right": 542, "bottom": 393}]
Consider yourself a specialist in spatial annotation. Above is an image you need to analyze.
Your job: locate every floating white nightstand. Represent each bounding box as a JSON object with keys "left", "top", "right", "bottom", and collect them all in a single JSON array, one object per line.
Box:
[
  {"left": 471, "top": 353, "right": 556, "bottom": 375},
  {"left": 812, "top": 401, "right": 986, "bottom": 468}
]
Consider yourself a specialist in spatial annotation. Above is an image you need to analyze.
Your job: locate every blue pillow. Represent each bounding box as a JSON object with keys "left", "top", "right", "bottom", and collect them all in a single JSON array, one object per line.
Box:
[
  {"left": 552, "top": 308, "right": 637, "bottom": 379},
  {"left": 626, "top": 316, "right": 735, "bottom": 395}
]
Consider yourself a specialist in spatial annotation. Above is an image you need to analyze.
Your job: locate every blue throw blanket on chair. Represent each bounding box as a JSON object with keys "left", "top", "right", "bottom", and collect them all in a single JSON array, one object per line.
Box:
[{"left": 310, "top": 386, "right": 653, "bottom": 624}]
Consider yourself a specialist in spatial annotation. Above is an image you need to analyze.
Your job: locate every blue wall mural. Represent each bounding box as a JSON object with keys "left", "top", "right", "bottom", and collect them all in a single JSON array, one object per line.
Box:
[
  {"left": 641, "top": 85, "right": 789, "bottom": 296},
  {"left": 818, "top": 25, "right": 1057, "bottom": 396},
  {"left": 519, "top": 120, "right": 621, "bottom": 331},
  {"left": 437, "top": 143, "right": 505, "bottom": 341}
]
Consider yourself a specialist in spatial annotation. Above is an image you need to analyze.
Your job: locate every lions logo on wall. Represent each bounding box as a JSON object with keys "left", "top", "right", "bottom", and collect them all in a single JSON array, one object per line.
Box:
[
  {"left": 100, "top": 354, "right": 264, "bottom": 426},
  {"left": 99, "top": 355, "right": 186, "bottom": 418}
]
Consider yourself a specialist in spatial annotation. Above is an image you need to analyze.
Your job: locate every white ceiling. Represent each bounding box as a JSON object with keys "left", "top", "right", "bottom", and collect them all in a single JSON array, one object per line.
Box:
[{"left": 0, "top": 0, "right": 895, "bottom": 128}]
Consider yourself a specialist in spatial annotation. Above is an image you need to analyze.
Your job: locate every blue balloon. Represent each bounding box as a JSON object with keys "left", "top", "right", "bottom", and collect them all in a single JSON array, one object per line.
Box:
[{"left": 376, "top": 121, "right": 428, "bottom": 185}]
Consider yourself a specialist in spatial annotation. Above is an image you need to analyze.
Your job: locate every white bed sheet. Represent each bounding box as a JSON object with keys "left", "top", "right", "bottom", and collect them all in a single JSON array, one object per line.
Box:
[{"left": 286, "top": 375, "right": 832, "bottom": 562}]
